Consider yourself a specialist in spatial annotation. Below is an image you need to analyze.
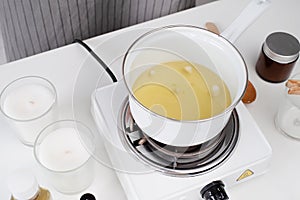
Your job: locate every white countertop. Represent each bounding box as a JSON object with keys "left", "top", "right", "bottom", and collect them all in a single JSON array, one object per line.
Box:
[{"left": 0, "top": 0, "right": 300, "bottom": 199}]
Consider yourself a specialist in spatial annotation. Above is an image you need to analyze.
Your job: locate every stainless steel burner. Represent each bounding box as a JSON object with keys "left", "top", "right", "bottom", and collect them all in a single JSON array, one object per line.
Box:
[{"left": 118, "top": 98, "right": 239, "bottom": 177}]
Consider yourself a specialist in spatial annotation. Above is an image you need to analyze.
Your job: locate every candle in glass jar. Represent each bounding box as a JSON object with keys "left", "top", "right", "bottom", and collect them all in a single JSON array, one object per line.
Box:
[
  {"left": 0, "top": 77, "right": 57, "bottom": 146},
  {"left": 34, "top": 121, "right": 95, "bottom": 194}
]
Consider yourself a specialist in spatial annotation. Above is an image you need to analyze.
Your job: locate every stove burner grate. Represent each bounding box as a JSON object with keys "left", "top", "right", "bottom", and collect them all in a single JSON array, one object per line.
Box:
[{"left": 118, "top": 99, "right": 239, "bottom": 177}]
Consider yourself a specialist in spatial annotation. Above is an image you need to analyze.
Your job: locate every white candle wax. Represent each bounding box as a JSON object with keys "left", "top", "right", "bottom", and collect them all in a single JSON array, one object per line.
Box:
[
  {"left": 38, "top": 127, "right": 90, "bottom": 171},
  {"left": 37, "top": 127, "right": 94, "bottom": 193},
  {"left": 3, "top": 84, "right": 54, "bottom": 120},
  {"left": 2, "top": 83, "right": 56, "bottom": 145}
]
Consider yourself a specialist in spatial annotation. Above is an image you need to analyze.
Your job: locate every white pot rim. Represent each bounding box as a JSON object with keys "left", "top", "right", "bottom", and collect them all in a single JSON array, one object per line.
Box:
[{"left": 122, "top": 25, "right": 248, "bottom": 123}]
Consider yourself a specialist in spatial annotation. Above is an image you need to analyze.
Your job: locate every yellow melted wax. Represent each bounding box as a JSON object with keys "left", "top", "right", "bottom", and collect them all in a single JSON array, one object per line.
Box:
[{"left": 133, "top": 61, "right": 232, "bottom": 120}]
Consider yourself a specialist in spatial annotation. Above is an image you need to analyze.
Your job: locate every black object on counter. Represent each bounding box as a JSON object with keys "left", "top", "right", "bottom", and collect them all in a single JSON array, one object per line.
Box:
[
  {"left": 200, "top": 180, "right": 229, "bottom": 200},
  {"left": 80, "top": 193, "right": 96, "bottom": 200},
  {"left": 256, "top": 32, "right": 300, "bottom": 83}
]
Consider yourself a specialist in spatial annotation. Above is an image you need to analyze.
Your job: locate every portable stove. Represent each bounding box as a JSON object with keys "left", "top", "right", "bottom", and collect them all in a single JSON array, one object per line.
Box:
[{"left": 91, "top": 80, "right": 272, "bottom": 200}]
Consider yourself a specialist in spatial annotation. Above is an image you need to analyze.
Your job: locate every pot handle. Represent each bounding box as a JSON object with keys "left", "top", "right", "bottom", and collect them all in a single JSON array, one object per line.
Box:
[{"left": 221, "top": 0, "right": 271, "bottom": 43}]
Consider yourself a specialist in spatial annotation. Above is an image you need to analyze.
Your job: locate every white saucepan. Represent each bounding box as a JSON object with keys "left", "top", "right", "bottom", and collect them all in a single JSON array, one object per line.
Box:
[{"left": 122, "top": 25, "right": 248, "bottom": 147}]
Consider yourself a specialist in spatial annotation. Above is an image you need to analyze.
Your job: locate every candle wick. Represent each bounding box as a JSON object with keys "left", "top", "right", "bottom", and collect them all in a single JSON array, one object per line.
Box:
[
  {"left": 65, "top": 150, "right": 72, "bottom": 154},
  {"left": 29, "top": 100, "right": 35, "bottom": 105}
]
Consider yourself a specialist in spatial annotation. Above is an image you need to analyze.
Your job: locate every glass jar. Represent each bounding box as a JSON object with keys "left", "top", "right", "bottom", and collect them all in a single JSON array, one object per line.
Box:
[
  {"left": 34, "top": 120, "right": 95, "bottom": 194},
  {"left": 256, "top": 32, "right": 300, "bottom": 83},
  {"left": 0, "top": 76, "right": 57, "bottom": 146},
  {"left": 275, "top": 73, "right": 300, "bottom": 139}
]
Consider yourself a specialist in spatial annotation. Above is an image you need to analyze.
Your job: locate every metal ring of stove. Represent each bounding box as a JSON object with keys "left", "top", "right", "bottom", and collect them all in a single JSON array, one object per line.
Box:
[
  {"left": 144, "top": 125, "right": 227, "bottom": 159},
  {"left": 118, "top": 98, "right": 240, "bottom": 177}
]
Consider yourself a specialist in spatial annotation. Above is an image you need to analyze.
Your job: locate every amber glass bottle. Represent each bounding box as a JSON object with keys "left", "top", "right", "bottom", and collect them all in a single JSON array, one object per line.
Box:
[{"left": 256, "top": 32, "right": 300, "bottom": 83}]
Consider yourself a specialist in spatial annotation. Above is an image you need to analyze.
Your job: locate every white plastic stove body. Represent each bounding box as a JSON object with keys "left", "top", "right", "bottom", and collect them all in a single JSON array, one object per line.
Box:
[{"left": 91, "top": 81, "right": 272, "bottom": 200}]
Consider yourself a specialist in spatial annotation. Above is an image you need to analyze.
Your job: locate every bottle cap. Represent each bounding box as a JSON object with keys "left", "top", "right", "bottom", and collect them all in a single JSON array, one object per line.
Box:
[
  {"left": 7, "top": 169, "right": 39, "bottom": 199},
  {"left": 80, "top": 193, "right": 96, "bottom": 200},
  {"left": 263, "top": 32, "right": 300, "bottom": 64}
]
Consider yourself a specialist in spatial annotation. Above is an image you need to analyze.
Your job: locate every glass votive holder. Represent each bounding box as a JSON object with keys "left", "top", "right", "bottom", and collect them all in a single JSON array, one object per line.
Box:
[
  {"left": 34, "top": 120, "right": 95, "bottom": 194},
  {"left": 275, "top": 73, "right": 300, "bottom": 140},
  {"left": 0, "top": 76, "right": 57, "bottom": 146}
]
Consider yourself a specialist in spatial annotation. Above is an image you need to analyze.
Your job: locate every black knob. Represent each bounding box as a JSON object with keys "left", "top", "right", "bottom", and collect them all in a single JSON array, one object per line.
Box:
[
  {"left": 200, "top": 181, "right": 229, "bottom": 200},
  {"left": 80, "top": 193, "right": 96, "bottom": 200}
]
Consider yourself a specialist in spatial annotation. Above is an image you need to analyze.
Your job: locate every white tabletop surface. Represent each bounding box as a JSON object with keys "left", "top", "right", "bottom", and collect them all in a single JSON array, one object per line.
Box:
[{"left": 0, "top": 0, "right": 300, "bottom": 199}]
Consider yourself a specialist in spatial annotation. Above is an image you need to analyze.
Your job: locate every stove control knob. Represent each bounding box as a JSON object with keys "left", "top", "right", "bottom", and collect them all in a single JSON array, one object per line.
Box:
[{"left": 200, "top": 181, "right": 229, "bottom": 200}]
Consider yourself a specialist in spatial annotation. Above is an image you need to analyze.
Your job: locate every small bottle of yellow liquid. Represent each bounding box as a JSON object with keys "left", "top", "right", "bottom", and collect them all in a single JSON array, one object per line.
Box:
[{"left": 8, "top": 169, "right": 52, "bottom": 200}]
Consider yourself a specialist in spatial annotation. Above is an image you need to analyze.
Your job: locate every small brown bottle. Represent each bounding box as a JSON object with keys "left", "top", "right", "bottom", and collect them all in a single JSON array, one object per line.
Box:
[
  {"left": 256, "top": 32, "right": 300, "bottom": 83},
  {"left": 8, "top": 169, "right": 52, "bottom": 200}
]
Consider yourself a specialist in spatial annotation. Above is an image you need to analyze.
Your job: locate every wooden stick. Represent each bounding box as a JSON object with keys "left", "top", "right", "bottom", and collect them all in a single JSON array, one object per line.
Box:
[
  {"left": 288, "top": 87, "right": 300, "bottom": 95},
  {"left": 286, "top": 79, "right": 300, "bottom": 88}
]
